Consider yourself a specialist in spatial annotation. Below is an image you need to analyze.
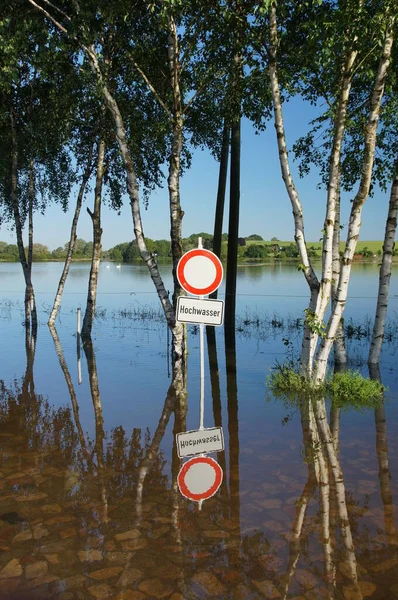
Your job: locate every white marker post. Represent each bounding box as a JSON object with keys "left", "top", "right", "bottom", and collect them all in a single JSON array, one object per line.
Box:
[{"left": 198, "top": 237, "right": 205, "bottom": 431}]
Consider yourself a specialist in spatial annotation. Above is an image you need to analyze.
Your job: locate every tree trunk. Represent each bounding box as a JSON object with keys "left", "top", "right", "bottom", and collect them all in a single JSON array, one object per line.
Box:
[
  {"left": 268, "top": 4, "right": 320, "bottom": 376},
  {"left": 49, "top": 139, "right": 95, "bottom": 325},
  {"left": 368, "top": 156, "right": 398, "bottom": 364},
  {"left": 167, "top": 17, "right": 185, "bottom": 307},
  {"left": 85, "top": 48, "right": 182, "bottom": 348},
  {"left": 211, "top": 123, "right": 230, "bottom": 300},
  {"left": 314, "top": 20, "right": 394, "bottom": 384},
  {"left": 225, "top": 117, "right": 241, "bottom": 328},
  {"left": 82, "top": 138, "right": 105, "bottom": 339},
  {"left": 332, "top": 180, "right": 347, "bottom": 366},
  {"left": 27, "top": 156, "right": 38, "bottom": 333},
  {"left": 10, "top": 108, "right": 37, "bottom": 333}
]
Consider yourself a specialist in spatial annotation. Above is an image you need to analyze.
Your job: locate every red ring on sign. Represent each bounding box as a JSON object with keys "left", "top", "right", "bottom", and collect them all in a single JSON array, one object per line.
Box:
[
  {"left": 177, "top": 456, "right": 223, "bottom": 502},
  {"left": 177, "top": 249, "right": 223, "bottom": 296}
]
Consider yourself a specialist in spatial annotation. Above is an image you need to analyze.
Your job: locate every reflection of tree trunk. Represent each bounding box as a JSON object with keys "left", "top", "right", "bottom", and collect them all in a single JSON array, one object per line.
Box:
[
  {"left": 83, "top": 337, "right": 108, "bottom": 524},
  {"left": 369, "top": 156, "right": 398, "bottom": 364},
  {"left": 282, "top": 399, "right": 318, "bottom": 600},
  {"left": 211, "top": 123, "right": 230, "bottom": 300},
  {"left": 225, "top": 328, "right": 240, "bottom": 523},
  {"left": 313, "top": 398, "right": 362, "bottom": 597},
  {"left": 49, "top": 140, "right": 95, "bottom": 325},
  {"left": 136, "top": 381, "right": 182, "bottom": 519},
  {"left": 82, "top": 138, "right": 105, "bottom": 338},
  {"left": 49, "top": 324, "right": 89, "bottom": 464},
  {"left": 206, "top": 327, "right": 228, "bottom": 488},
  {"left": 369, "top": 364, "right": 398, "bottom": 546}
]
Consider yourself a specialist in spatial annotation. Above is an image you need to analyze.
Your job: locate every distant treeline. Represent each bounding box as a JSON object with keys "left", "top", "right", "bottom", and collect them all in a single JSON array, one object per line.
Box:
[{"left": 1, "top": 234, "right": 392, "bottom": 263}]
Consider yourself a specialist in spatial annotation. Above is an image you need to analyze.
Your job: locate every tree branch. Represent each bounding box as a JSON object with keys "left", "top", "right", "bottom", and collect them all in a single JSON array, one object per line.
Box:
[
  {"left": 27, "top": 0, "right": 68, "bottom": 33},
  {"left": 131, "top": 60, "right": 173, "bottom": 123}
]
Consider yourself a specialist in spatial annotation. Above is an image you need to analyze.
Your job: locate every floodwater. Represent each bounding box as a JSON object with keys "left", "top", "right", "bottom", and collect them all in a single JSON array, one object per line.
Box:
[{"left": 0, "top": 261, "right": 398, "bottom": 600}]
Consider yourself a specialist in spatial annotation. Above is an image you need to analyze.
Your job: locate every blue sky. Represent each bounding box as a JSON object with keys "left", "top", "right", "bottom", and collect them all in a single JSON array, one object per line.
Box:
[{"left": 0, "top": 97, "right": 390, "bottom": 251}]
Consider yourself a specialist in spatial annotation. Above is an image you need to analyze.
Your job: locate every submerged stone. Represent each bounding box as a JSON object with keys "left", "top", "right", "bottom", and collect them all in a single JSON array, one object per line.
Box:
[
  {"left": 25, "top": 560, "right": 48, "bottom": 579},
  {"left": 252, "top": 579, "right": 281, "bottom": 598},
  {"left": 89, "top": 566, "right": 123, "bottom": 581},
  {"left": 138, "top": 577, "right": 174, "bottom": 598},
  {"left": 192, "top": 572, "right": 227, "bottom": 596},
  {"left": 0, "top": 558, "right": 23, "bottom": 579},
  {"left": 88, "top": 583, "right": 113, "bottom": 599}
]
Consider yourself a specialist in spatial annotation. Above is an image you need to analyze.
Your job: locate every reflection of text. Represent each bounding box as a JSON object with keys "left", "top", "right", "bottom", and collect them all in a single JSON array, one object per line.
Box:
[
  {"left": 180, "top": 434, "right": 221, "bottom": 448},
  {"left": 177, "top": 426, "right": 224, "bottom": 458}
]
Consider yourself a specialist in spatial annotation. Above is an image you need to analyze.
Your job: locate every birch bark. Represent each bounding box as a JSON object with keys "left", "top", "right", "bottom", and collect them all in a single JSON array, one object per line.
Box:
[
  {"left": 314, "top": 20, "right": 395, "bottom": 383},
  {"left": 82, "top": 137, "right": 105, "bottom": 339},
  {"left": 368, "top": 155, "right": 398, "bottom": 364},
  {"left": 26, "top": 0, "right": 182, "bottom": 357},
  {"left": 167, "top": 18, "right": 184, "bottom": 307},
  {"left": 10, "top": 107, "right": 37, "bottom": 332},
  {"left": 268, "top": 4, "right": 320, "bottom": 375},
  {"left": 48, "top": 139, "right": 95, "bottom": 326}
]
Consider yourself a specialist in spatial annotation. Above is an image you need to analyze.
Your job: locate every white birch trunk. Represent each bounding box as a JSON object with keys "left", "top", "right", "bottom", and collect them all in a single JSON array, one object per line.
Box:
[
  {"left": 368, "top": 157, "right": 398, "bottom": 363},
  {"left": 10, "top": 108, "right": 37, "bottom": 332},
  {"left": 268, "top": 4, "right": 320, "bottom": 376},
  {"left": 314, "top": 21, "right": 395, "bottom": 384},
  {"left": 86, "top": 49, "right": 177, "bottom": 332},
  {"left": 332, "top": 182, "right": 347, "bottom": 366},
  {"left": 317, "top": 36, "right": 359, "bottom": 323},
  {"left": 82, "top": 137, "right": 105, "bottom": 339},
  {"left": 48, "top": 139, "right": 94, "bottom": 326},
  {"left": 27, "top": 1, "right": 183, "bottom": 358},
  {"left": 167, "top": 17, "right": 184, "bottom": 307}
]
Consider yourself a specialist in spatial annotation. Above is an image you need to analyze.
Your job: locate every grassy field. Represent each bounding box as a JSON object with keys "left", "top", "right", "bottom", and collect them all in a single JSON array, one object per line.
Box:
[{"left": 245, "top": 240, "right": 383, "bottom": 253}]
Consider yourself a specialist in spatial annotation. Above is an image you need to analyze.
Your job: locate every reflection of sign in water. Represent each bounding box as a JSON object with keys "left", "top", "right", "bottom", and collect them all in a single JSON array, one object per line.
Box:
[
  {"left": 176, "top": 426, "right": 224, "bottom": 458},
  {"left": 177, "top": 456, "right": 223, "bottom": 502},
  {"left": 176, "top": 248, "right": 223, "bottom": 296},
  {"left": 176, "top": 296, "right": 224, "bottom": 326}
]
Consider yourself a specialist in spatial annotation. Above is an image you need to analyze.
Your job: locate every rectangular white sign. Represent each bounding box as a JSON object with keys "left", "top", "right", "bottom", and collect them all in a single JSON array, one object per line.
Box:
[
  {"left": 176, "top": 427, "right": 224, "bottom": 458},
  {"left": 176, "top": 296, "right": 224, "bottom": 326}
]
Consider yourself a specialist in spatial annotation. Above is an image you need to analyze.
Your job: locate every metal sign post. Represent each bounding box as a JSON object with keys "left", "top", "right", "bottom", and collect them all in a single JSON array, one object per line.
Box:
[{"left": 175, "top": 237, "right": 225, "bottom": 507}]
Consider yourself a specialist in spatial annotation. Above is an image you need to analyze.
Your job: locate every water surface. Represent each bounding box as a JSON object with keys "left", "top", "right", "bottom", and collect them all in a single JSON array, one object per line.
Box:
[{"left": 0, "top": 261, "right": 397, "bottom": 599}]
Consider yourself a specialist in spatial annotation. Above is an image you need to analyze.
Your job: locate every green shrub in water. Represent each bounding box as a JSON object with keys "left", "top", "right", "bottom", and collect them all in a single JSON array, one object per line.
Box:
[
  {"left": 327, "top": 370, "right": 385, "bottom": 411},
  {"left": 267, "top": 364, "right": 386, "bottom": 411}
]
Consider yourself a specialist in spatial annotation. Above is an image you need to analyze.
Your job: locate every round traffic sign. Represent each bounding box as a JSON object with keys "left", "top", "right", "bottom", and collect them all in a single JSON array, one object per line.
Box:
[
  {"left": 177, "top": 456, "right": 223, "bottom": 502},
  {"left": 177, "top": 249, "right": 223, "bottom": 296}
]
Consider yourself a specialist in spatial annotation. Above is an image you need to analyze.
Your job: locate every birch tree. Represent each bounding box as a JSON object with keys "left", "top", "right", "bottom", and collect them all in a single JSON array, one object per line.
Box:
[
  {"left": 26, "top": 0, "right": 187, "bottom": 359},
  {"left": 0, "top": 9, "right": 74, "bottom": 333},
  {"left": 252, "top": 0, "right": 395, "bottom": 383}
]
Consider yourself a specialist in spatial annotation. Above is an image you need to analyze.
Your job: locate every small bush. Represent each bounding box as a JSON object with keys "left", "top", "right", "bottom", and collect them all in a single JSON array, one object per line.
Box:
[
  {"left": 327, "top": 371, "right": 385, "bottom": 410},
  {"left": 267, "top": 364, "right": 385, "bottom": 411}
]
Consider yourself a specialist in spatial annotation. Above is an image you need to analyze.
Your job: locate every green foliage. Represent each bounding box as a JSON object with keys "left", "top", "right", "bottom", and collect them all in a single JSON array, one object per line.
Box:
[
  {"left": 246, "top": 233, "right": 263, "bottom": 241},
  {"left": 267, "top": 363, "right": 320, "bottom": 402},
  {"left": 267, "top": 364, "right": 386, "bottom": 411},
  {"left": 244, "top": 244, "right": 268, "bottom": 259},
  {"left": 328, "top": 371, "right": 385, "bottom": 411},
  {"left": 304, "top": 309, "right": 326, "bottom": 337}
]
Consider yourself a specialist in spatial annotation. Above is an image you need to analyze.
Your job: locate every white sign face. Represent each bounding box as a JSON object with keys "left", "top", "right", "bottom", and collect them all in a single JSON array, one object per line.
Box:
[
  {"left": 176, "top": 426, "right": 224, "bottom": 458},
  {"left": 176, "top": 296, "right": 224, "bottom": 326}
]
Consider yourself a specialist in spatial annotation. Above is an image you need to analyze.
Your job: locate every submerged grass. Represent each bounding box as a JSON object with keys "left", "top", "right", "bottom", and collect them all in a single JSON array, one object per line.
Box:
[{"left": 267, "top": 363, "right": 386, "bottom": 411}]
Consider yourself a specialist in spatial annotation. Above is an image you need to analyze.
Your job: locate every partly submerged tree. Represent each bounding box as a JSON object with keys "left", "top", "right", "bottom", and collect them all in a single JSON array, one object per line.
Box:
[
  {"left": 251, "top": 0, "right": 396, "bottom": 383},
  {"left": 0, "top": 6, "right": 74, "bottom": 332}
]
